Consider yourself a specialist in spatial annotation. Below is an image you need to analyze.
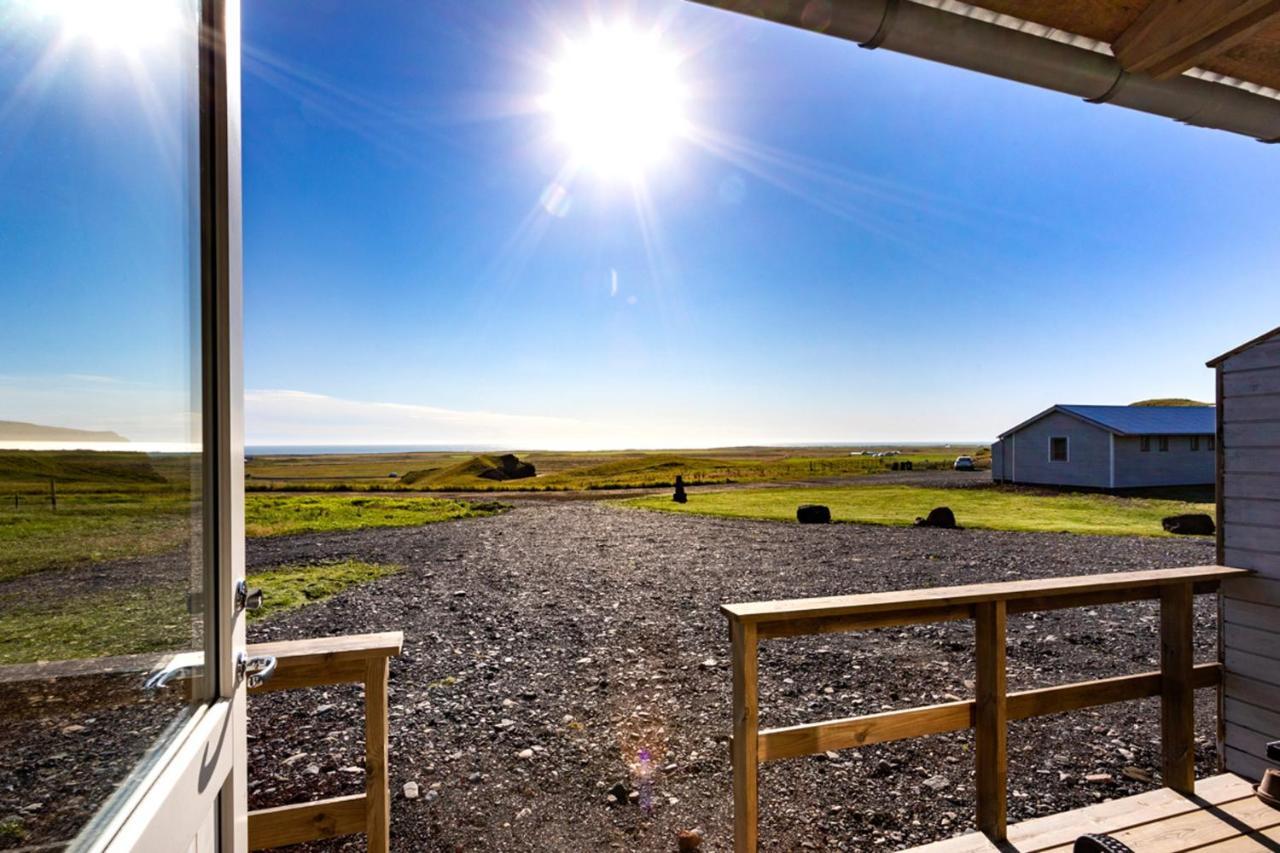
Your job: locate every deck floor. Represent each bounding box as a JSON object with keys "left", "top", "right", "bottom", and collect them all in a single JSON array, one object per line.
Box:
[{"left": 906, "top": 774, "right": 1279, "bottom": 853}]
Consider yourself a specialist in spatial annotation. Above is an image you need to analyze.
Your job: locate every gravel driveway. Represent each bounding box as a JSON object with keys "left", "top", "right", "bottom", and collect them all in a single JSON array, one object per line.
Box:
[{"left": 245, "top": 502, "right": 1217, "bottom": 852}]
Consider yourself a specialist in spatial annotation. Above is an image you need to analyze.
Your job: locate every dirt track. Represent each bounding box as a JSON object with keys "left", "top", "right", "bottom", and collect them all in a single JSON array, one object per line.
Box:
[{"left": 245, "top": 501, "right": 1217, "bottom": 852}]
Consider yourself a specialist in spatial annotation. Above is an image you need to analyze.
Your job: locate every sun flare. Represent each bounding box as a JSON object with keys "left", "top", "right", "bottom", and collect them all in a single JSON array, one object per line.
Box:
[
  {"left": 544, "top": 25, "right": 687, "bottom": 180},
  {"left": 35, "top": 0, "right": 181, "bottom": 55}
]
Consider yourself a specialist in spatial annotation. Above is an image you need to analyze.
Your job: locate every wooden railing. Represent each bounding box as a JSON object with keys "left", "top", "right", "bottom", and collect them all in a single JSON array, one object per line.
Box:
[
  {"left": 246, "top": 631, "right": 403, "bottom": 852},
  {"left": 722, "top": 566, "right": 1249, "bottom": 853}
]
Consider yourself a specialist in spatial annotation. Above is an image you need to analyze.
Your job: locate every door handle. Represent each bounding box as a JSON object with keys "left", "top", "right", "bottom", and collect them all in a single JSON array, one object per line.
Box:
[
  {"left": 238, "top": 652, "right": 277, "bottom": 688},
  {"left": 144, "top": 654, "right": 204, "bottom": 690}
]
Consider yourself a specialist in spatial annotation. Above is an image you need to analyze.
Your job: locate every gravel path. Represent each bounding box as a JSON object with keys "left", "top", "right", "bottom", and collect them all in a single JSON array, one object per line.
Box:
[{"left": 245, "top": 502, "right": 1218, "bottom": 852}]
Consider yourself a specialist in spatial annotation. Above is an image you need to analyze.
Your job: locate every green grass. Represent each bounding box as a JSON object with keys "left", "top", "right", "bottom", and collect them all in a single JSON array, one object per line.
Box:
[
  {"left": 246, "top": 445, "right": 990, "bottom": 492},
  {"left": 244, "top": 494, "right": 505, "bottom": 537},
  {"left": 0, "top": 561, "right": 399, "bottom": 665},
  {"left": 392, "top": 450, "right": 982, "bottom": 492},
  {"left": 0, "top": 490, "right": 503, "bottom": 582},
  {"left": 247, "top": 560, "right": 400, "bottom": 622},
  {"left": 0, "top": 489, "right": 195, "bottom": 582},
  {"left": 624, "top": 485, "right": 1215, "bottom": 537},
  {"left": 0, "top": 584, "right": 191, "bottom": 665}
]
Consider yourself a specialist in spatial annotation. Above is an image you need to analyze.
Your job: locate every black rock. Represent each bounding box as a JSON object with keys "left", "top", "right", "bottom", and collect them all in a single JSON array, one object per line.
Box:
[
  {"left": 608, "top": 781, "right": 631, "bottom": 805},
  {"left": 915, "top": 507, "right": 959, "bottom": 529},
  {"left": 1162, "top": 513, "right": 1215, "bottom": 536},
  {"left": 797, "top": 504, "right": 831, "bottom": 524},
  {"left": 673, "top": 474, "right": 687, "bottom": 504},
  {"left": 477, "top": 453, "right": 536, "bottom": 481}
]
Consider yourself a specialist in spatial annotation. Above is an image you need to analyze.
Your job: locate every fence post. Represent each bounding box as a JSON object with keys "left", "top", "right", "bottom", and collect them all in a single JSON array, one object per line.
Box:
[
  {"left": 731, "top": 619, "right": 759, "bottom": 853},
  {"left": 1160, "top": 583, "right": 1195, "bottom": 794},
  {"left": 365, "top": 658, "right": 391, "bottom": 853},
  {"left": 975, "top": 600, "right": 1007, "bottom": 842}
]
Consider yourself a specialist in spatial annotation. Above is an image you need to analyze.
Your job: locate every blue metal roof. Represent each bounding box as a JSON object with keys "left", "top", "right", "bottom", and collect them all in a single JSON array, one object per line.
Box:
[
  {"left": 999, "top": 404, "right": 1216, "bottom": 438},
  {"left": 1056, "top": 405, "right": 1215, "bottom": 436}
]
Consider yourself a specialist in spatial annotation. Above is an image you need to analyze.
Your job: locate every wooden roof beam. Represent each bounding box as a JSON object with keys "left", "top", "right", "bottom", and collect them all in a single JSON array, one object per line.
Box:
[{"left": 1112, "top": 0, "right": 1280, "bottom": 80}]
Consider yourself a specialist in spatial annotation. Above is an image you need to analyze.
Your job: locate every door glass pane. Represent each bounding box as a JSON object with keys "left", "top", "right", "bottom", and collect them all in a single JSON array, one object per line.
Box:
[{"left": 0, "top": 2, "right": 206, "bottom": 849}]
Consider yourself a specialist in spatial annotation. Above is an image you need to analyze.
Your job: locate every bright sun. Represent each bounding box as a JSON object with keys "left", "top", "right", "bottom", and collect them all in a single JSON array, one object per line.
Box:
[
  {"left": 545, "top": 26, "right": 687, "bottom": 180},
  {"left": 37, "top": 0, "right": 181, "bottom": 55}
]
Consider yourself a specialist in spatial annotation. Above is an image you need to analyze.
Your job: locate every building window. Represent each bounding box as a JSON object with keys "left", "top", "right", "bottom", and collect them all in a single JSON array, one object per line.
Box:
[
  {"left": 1141, "top": 437, "right": 1151, "bottom": 452},
  {"left": 1050, "top": 436, "right": 1069, "bottom": 462},
  {"left": 1159, "top": 436, "right": 1169, "bottom": 452},
  {"left": 1190, "top": 436, "right": 1200, "bottom": 451},
  {"left": 1208, "top": 435, "right": 1216, "bottom": 451}
]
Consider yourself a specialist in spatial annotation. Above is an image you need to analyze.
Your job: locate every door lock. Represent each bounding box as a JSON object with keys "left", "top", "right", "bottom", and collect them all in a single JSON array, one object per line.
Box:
[{"left": 235, "top": 579, "right": 264, "bottom": 613}]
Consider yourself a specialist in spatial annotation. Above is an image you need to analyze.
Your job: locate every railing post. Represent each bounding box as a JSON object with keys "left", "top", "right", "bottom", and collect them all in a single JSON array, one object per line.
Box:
[
  {"left": 365, "top": 657, "right": 391, "bottom": 853},
  {"left": 975, "top": 600, "right": 1007, "bottom": 842},
  {"left": 731, "top": 619, "right": 759, "bottom": 853},
  {"left": 1160, "top": 582, "right": 1195, "bottom": 794}
]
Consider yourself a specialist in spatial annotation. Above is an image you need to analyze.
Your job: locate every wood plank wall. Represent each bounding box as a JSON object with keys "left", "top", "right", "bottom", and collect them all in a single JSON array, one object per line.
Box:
[{"left": 1218, "top": 336, "right": 1280, "bottom": 781}]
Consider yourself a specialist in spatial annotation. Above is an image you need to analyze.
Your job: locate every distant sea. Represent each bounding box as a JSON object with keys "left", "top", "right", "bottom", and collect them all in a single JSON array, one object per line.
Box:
[{"left": 246, "top": 444, "right": 502, "bottom": 456}]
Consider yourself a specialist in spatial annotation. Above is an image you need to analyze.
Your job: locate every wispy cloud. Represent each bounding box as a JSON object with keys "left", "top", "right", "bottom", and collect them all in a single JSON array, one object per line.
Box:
[{"left": 245, "top": 389, "right": 602, "bottom": 448}]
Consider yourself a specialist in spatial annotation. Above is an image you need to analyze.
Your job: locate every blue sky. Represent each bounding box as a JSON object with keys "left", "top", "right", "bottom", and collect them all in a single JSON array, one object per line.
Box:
[{"left": 4, "top": 0, "right": 1280, "bottom": 447}]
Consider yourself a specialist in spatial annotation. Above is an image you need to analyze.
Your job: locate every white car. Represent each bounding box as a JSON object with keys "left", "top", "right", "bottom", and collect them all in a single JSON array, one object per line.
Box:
[{"left": 954, "top": 456, "right": 975, "bottom": 471}]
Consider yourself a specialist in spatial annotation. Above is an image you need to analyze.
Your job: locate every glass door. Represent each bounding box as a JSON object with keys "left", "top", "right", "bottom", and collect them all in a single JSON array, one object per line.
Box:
[{"left": 0, "top": 1, "right": 245, "bottom": 850}]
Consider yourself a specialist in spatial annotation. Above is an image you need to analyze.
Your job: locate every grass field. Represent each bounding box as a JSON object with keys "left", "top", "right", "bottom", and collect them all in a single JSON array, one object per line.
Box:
[
  {"left": 0, "top": 560, "right": 399, "bottom": 664},
  {"left": 247, "top": 446, "right": 987, "bottom": 492},
  {"left": 0, "top": 489, "right": 504, "bottom": 582},
  {"left": 243, "top": 494, "right": 505, "bottom": 537},
  {"left": 625, "top": 485, "right": 1215, "bottom": 537}
]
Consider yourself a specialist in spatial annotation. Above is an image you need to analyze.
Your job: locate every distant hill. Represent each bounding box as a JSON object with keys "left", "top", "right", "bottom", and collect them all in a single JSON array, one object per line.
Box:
[
  {"left": 0, "top": 420, "right": 127, "bottom": 442},
  {"left": 0, "top": 450, "right": 165, "bottom": 484},
  {"left": 1130, "top": 398, "right": 1211, "bottom": 407}
]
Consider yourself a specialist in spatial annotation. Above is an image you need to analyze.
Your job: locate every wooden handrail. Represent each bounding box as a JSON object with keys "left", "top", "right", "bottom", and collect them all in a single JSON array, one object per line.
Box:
[
  {"left": 724, "top": 566, "right": 1249, "bottom": 853},
  {"left": 247, "top": 631, "right": 403, "bottom": 853}
]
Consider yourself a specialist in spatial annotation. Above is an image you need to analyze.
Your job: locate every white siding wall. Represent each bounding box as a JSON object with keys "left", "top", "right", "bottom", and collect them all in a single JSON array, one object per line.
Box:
[
  {"left": 1219, "top": 339, "right": 1280, "bottom": 782},
  {"left": 1005, "top": 412, "right": 1111, "bottom": 488},
  {"left": 1112, "top": 434, "right": 1215, "bottom": 488}
]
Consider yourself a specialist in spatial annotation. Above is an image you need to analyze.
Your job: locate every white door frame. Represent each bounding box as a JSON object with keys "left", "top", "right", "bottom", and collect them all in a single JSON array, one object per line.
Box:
[{"left": 86, "top": 0, "right": 247, "bottom": 849}]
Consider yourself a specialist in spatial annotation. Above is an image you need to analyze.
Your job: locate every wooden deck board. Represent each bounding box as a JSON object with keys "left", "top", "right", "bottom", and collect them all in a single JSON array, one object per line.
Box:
[{"left": 902, "top": 774, "right": 1275, "bottom": 853}]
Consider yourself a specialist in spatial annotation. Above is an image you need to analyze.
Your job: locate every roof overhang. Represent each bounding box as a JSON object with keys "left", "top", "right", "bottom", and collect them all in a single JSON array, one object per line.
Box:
[
  {"left": 1207, "top": 324, "right": 1280, "bottom": 366},
  {"left": 997, "top": 405, "right": 1109, "bottom": 440},
  {"left": 689, "top": 0, "right": 1280, "bottom": 143}
]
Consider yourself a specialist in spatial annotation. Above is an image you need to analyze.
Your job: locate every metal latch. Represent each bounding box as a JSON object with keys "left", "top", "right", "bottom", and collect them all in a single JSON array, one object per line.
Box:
[
  {"left": 143, "top": 653, "right": 204, "bottom": 691},
  {"left": 237, "top": 652, "right": 277, "bottom": 688},
  {"left": 235, "top": 579, "right": 264, "bottom": 613}
]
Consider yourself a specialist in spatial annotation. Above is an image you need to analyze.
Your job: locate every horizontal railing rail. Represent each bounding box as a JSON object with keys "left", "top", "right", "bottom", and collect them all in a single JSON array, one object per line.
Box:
[
  {"left": 723, "top": 566, "right": 1250, "bottom": 853},
  {"left": 246, "top": 631, "right": 403, "bottom": 853}
]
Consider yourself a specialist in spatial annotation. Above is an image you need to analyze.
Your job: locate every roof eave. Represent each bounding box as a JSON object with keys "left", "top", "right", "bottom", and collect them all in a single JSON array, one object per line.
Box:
[{"left": 1207, "top": 325, "right": 1280, "bottom": 367}]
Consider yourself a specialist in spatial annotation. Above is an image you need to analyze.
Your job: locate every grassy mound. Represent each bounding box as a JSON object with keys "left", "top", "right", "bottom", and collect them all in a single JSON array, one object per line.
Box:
[
  {"left": 1130, "top": 398, "right": 1211, "bottom": 407},
  {"left": 401, "top": 454, "right": 505, "bottom": 486}
]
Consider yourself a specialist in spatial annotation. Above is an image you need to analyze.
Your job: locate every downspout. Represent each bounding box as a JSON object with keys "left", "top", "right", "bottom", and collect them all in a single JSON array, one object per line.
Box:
[
  {"left": 690, "top": 0, "right": 1280, "bottom": 143},
  {"left": 1109, "top": 433, "right": 1116, "bottom": 491}
]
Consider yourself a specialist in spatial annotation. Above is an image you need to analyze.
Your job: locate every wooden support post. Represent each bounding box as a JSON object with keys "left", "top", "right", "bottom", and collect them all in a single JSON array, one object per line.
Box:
[
  {"left": 975, "top": 600, "right": 1008, "bottom": 842},
  {"left": 365, "top": 658, "right": 391, "bottom": 853},
  {"left": 1160, "top": 582, "right": 1195, "bottom": 794},
  {"left": 730, "top": 619, "right": 759, "bottom": 853}
]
